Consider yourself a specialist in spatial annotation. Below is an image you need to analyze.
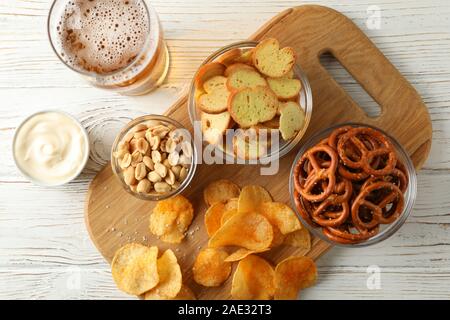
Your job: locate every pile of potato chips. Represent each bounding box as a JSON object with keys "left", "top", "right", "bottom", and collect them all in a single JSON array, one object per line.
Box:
[
  {"left": 111, "top": 243, "right": 195, "bottom": 300},
  {"left": 193, "top": 179, "right": 317, "bottom": 299}
]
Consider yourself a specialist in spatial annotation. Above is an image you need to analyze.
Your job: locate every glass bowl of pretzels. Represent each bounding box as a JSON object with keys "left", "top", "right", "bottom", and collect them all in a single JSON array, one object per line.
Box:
[{"left": 289, "top": 123, "right": 417, "bottom": 247}]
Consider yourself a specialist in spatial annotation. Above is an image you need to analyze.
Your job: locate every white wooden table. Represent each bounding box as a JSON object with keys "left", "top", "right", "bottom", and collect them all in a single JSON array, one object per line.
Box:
[{"left": 1, "top": 0, "right": 449, "bottom": 300}]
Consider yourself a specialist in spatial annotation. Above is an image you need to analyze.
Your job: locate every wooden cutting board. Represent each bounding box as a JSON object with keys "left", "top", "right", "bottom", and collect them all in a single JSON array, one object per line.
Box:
[{"left": 85, "top": 5, "right": 432, "bottom": 299}]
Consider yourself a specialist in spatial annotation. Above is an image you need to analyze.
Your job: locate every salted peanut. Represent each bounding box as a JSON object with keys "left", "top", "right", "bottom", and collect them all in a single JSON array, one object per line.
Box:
[
  {"left": 160, "top": 139, "right": 167, "bottom": 153},
  {"left": 123, "top": 131, "right": 134, "bottom": 143},
  {"left": 228, "top": 86, "right": 278, "bottom": 128},
  {"left": 148, "top": 171, "right": 162, "bottom": 183},
  {"left": 171, "top": 165, "right": 182, "bottom": 179},
  {"left": 134, "top": 130, "right": 146, "bottom": 139},
  {"left": 131, "top": 150, "right": 143, "bottom": 167},
  {"left": 123, "top": 166, "right": 136, "bottom": 186},
  {"left": 154, "top": 182, "right": 171, "bottom": 194},
  {"left": 151, "top": 150, "right": 162, "bottom": 163},
  {"left": 267, "top": 77, "right": 301, "bottom": 100},
  {"left": 168, "top": 151, "right": 180, "bottom": 166},
  {"left": 149, "top": 135, "right": 161, "bottom": 151},
  {"left": 194, "top": 62, "right": 226, "bottom": 91},
  {"left": 162, "top": 158, "right": 171, "bottom": 168},
  {"left": 180, "top": 141, "right": 193, "bottom": 158},
  {"left": 129, "top": 138, "right": 138, "bottom": 153},
  {"left": 142, "top": 156, "right": 155, "bottom": 170},
  {"left": 145, "top": 128, "right": 153, "bottom": 142},
  {"left": 135, "top": 163, "right": 147, "bottom": 181},
  {"left": 172, "top": 181, "right": 181, "bottom": 190},
  {"left": 132, "top": 123, "right": 148, "bottom": 133},
  {"left": 198, "top": 75, "right": 230, "bottom": 114},
  {"left": 118, "top": 141, "right": 129, "bottom": 152},
  {"left": 136, "top": 179, "right": 152, "bottom": 193},
  {"left": 119, "top": 153, "right": 132, "bottom": 169},
  {"left": 136, "top": 138, "right": 149, "bottom": 154},
  {"left": 165, "top": 138, "right": 177, "bottom": 153},
  {"left": 152, "top": 125, "right": 171, "bottom": 139},
  {"left": 226, "top": 67, "right": 267, "bottom": 91},
  {"left": 129, "top": 184, "right": 137, "bottom": 193},
  {"left": 155, "top": 162, "right": 168, "bottom": 178},
  {"left": 165, "top": 169, "right": 176, "bottom": 186},
  {"left": 279, "top": 101, "right": 305, "bottom": 140},
  {"left": 253, "top": 38, "right": 296, "bottom": 77},
  {"left": 179, "top": 154, "right": 190, "bottom": 167},
  {"left": 179, "top": 167, "right": 188, "bottom": 182}
]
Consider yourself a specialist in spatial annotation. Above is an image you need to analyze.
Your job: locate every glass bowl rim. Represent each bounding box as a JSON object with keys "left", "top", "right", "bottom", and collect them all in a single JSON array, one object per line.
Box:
[
  {"left": 187, "top": 40, "right": 313, "bottom": 164},
  {"left": 111, "top": 114, "right": 198, "bottom": 201},
  {"left": 288, "top": 122, "right": 418, "bottom": 248}
]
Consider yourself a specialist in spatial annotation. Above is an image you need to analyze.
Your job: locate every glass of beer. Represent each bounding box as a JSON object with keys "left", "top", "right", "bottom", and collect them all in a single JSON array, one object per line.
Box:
[{"left": 48, "top": 0, "right": 169, "bottom": 95}]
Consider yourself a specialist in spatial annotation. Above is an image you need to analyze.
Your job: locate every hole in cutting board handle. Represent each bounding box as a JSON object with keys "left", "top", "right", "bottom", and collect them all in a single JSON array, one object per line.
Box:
[{"left": 319, "top": 51, "right": 381, "bottom": 118}]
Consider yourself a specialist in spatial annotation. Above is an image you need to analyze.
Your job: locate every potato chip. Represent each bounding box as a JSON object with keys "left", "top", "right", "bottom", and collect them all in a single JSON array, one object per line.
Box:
[
  {"left": 224, "top": 248, "right": 269, "bottom": 262},
  {"left": 271, "top": 225, "right": 286, "bottom": 248},
  {"left": 259, "top": 202, "right": 301, "bottom": 235},
  {"left": 209, "top": 212, "right": 273, "bottom": 251},
  {"left": 144, "top": 249, "right": 182, "bottom": 299},
  {"left": 149, "top": 210, "right": 178, "bottom": 236},
  {"left": 173, "top": 284, "right": 196, "bottom": 300},
  {"left": 220, "top": 208, "right": 238, "bottom": 226},
  {"left": 238, "top": 185, "right": 272, "bottom": 213},
  {"left": 193, "top": 248, "right": 231, "bottom": 287},
  {"left": 284, "top": 228, "right": 311, "bottom": 251},
  {"left": 231, "top": 255, "right": 275, "bottom": 300},
  {"left": 149, "top": 195, "right": 194, "bottom": 243},
  {"left": 204, "top": 202, "right": 226, "bottom": 237},
  {"left": 224, "top": 198, "right": 238, "bottom": 211},
  {"left": 274, "top": 256, "right": 317, "bottom": 300},
  {"left": 111, "top": 244, "right": 159, "bottom": 295},
  {"left": 204, "top": 179, "right": 240, "bottom": 206},
  {"left": 145, "top": 284, "right": 196, "bottom": 300}
]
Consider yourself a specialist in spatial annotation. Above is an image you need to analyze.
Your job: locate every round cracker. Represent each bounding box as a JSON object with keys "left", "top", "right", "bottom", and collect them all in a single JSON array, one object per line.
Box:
[{"left": 111, "top": 244, "right": 159, "bottom": 295}]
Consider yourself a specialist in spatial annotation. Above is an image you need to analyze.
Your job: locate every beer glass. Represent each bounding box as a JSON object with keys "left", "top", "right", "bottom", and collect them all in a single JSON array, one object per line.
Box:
[{"left": 48, "top": 0, "right": 169, "bottom": 95}]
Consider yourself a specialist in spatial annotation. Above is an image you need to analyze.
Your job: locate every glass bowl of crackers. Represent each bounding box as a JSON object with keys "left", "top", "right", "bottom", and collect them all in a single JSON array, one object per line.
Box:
[
  {"left": 111, "top": 115, "right": 197, "bottom": 201},
  {"left": 188, "top": 39, "right": 313, "bottom": 163},
  {"left": 289, "top": 123, "right": 417, "bottom": 247}
]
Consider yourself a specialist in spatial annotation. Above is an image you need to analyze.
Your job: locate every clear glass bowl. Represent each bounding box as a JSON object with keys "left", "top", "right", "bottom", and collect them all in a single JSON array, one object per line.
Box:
[
  {"left": 289, "top": 123, "right": 417, "bottom": 247},
  {"left": 188, "top": 41, "right": 313, "bottom": 163},
  {"left": 111, "top": 115, "right": 197, "bottom": 201}
]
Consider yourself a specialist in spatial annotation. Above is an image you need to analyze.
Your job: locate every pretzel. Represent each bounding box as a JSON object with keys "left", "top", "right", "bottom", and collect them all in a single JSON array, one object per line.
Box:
[
  {"left": 352, "top": 181, "right": 404, "bottom": 231},
  {"left": 323, "top": 225, "right": 379, "bottom": 244},
  {"left": 292, "top": 126, "right": 408, "bottom": 245},
  {"left": 294, "top": 144, "right": 338, "bottom": 202},
  {"left": 337, "top": 127, "right": 397, "bottom": 176}
]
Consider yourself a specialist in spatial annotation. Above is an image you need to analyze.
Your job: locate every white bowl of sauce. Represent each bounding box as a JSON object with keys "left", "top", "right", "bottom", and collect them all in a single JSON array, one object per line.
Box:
[{"left": 13, "top": 110, "right": 90, "bottom": 186}]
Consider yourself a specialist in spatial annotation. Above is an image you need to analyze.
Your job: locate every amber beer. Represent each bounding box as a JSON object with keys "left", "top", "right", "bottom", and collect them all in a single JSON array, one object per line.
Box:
[{"left": 48, "top": 0, "right": 169, "bottom": 95}]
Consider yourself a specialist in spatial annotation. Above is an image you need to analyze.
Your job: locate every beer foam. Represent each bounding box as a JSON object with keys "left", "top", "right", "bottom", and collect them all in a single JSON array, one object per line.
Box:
[{"left": 57, "top": 0, "right": 150, "bottom": 74}]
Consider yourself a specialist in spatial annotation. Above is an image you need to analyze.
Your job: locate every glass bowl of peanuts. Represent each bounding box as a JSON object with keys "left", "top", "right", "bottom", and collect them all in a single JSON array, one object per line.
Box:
[{"left": 111, "top": 115, "right": 197, "bottom": 201}]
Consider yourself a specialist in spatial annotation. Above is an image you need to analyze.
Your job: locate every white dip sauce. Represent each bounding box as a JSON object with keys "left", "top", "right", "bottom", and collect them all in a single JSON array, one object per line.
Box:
[{"left": 13, "top": 111, "right": 88, "bottom": 185}]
